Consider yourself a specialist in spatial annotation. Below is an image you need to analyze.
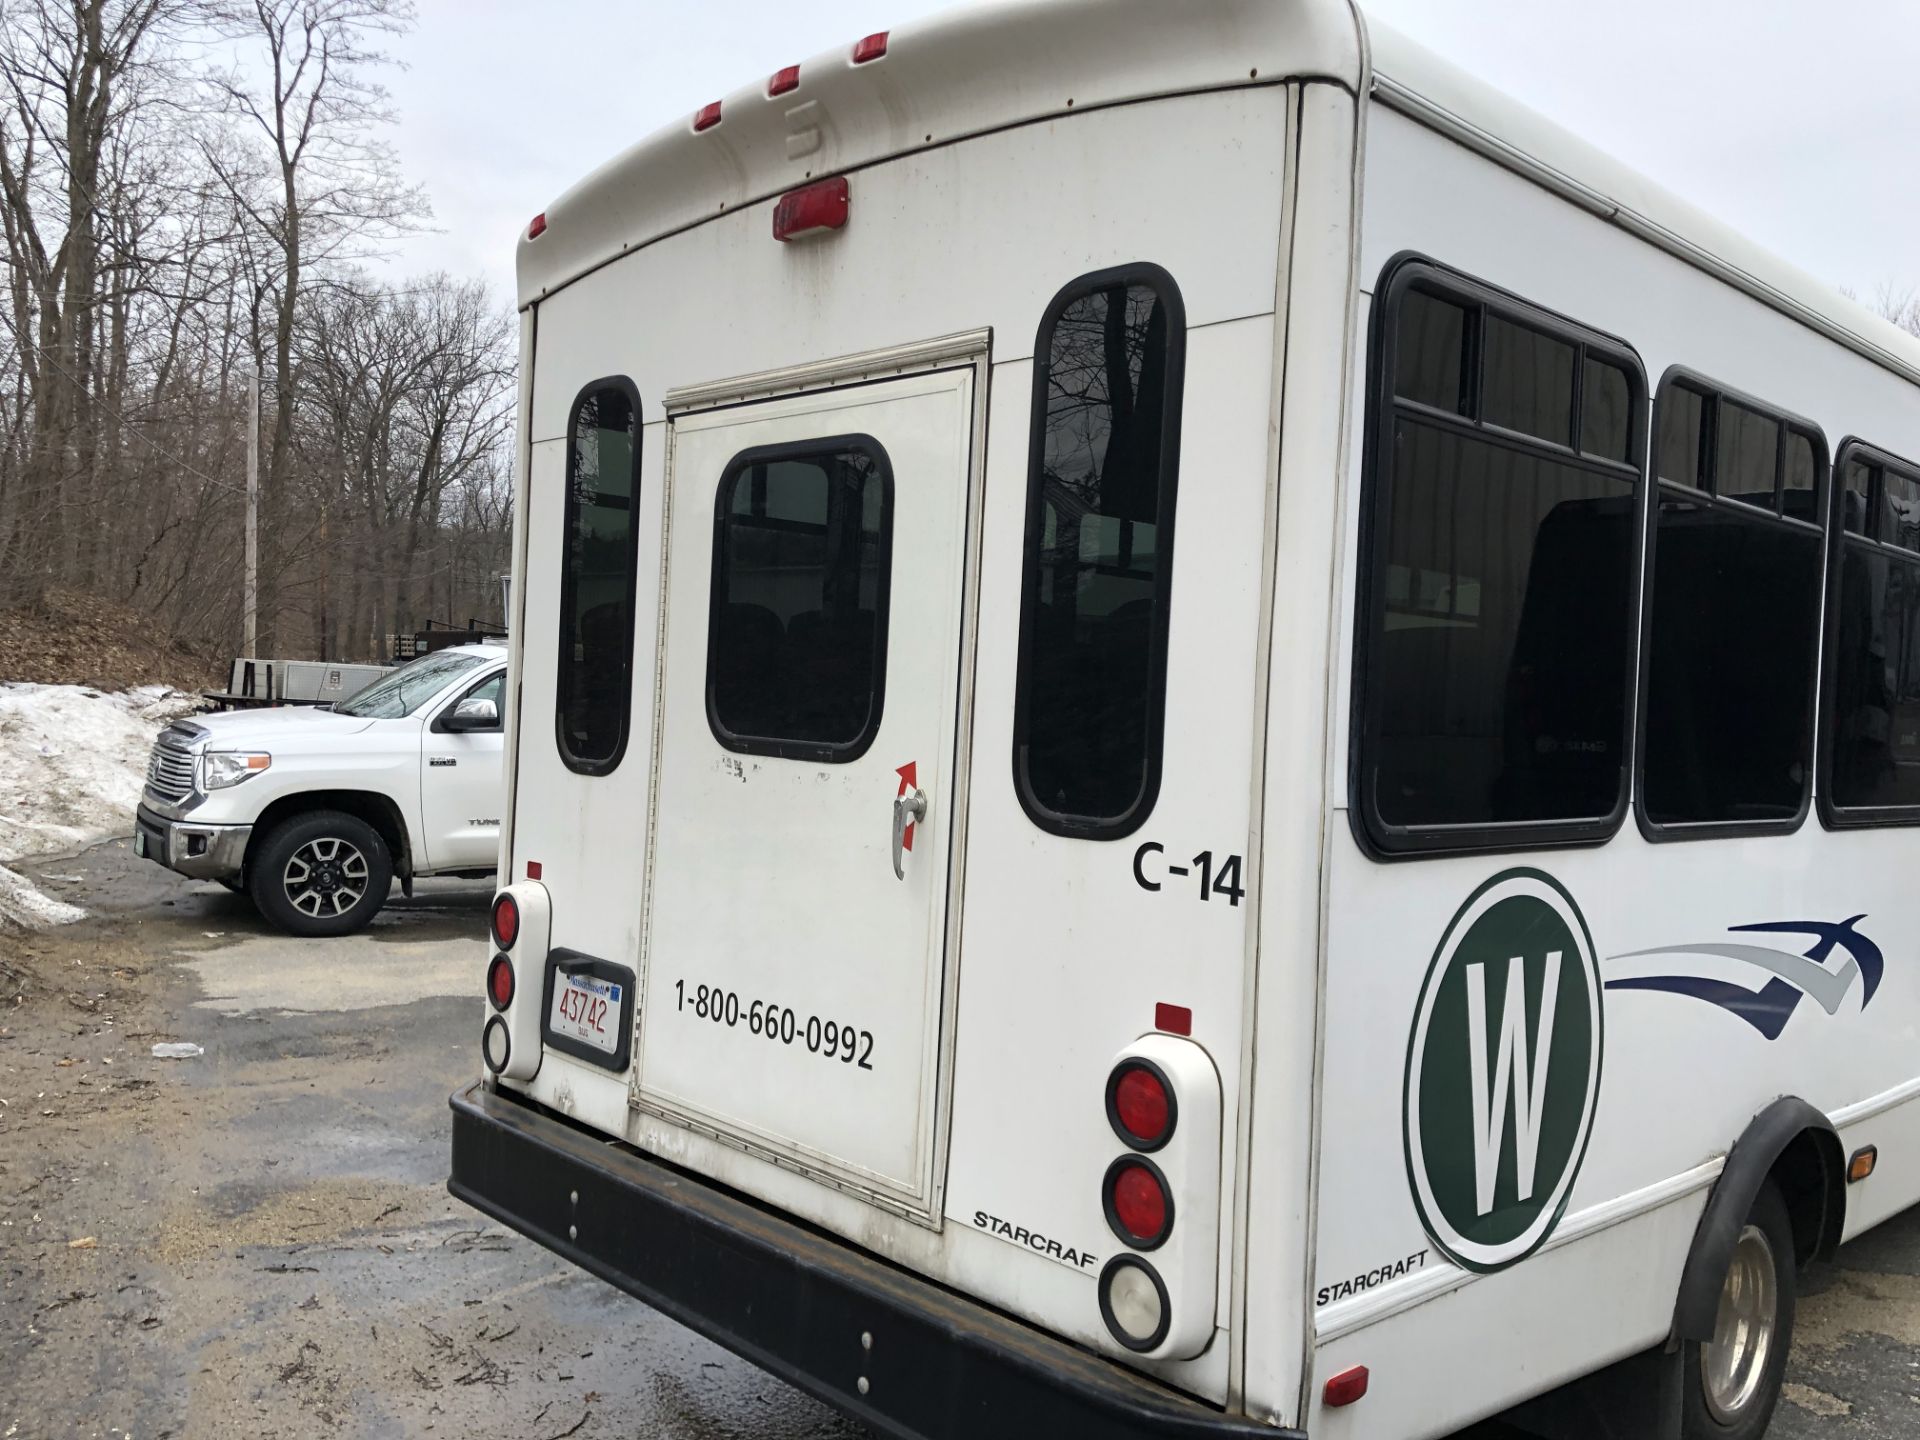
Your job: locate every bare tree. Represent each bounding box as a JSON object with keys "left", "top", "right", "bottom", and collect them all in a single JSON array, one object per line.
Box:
[{"left": 200, "top": 0, "right": 425, "bottom": 650}]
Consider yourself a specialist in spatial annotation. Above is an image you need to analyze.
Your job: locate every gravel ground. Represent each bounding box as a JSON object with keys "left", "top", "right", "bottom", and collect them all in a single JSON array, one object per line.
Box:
[{"left": 1, "top": 839, "right": 1915, "bottom": 1438}]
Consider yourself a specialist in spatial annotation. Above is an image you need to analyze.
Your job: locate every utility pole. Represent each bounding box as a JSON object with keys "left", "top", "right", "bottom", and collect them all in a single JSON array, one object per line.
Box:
[{"left": 244, "top": 368, "right": 259, "bottom": 657}]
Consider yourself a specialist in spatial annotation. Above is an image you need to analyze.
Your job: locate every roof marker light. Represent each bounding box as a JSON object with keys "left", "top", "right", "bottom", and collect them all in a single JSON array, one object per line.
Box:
[
  {"left": 773, "top": 176, "right": 850, "bottom": 242},
  {"left": 769, "top": 64, "right": 800, "bottom": 97},
  {"left": 853, "top": 31, "right": 889, "bottom": 63},
  {"left": 526, "top": 213, "right": 546, "bottom": 240},
  {"left": 693, "top": 100, "right": 723, "bottom": 132}
]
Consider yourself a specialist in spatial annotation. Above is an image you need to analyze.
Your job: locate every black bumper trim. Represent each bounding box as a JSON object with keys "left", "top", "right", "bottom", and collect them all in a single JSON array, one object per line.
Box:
[{"left": 447, "top": 1080, "right": 1297, "bottom": 1440}]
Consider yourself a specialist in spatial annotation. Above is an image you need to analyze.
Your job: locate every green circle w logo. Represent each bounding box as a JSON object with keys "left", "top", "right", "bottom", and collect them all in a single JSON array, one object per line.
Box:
[{"left": 1403, "top": 868, "right": 1603, "bottom": 1274}]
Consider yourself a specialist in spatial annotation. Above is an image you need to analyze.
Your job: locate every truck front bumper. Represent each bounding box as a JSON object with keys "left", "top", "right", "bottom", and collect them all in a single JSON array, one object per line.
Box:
[
  {"left": 447, "top": 1080, "right": 1295, "bottom": 1440},
  {"left": 134, "top": 803, "right": 251, "bottom": 881}
]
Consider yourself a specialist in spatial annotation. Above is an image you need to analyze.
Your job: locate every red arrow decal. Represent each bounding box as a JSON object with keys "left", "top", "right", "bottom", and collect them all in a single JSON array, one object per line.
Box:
[{"left": 896, "top": 761, "right": 919, "bottom": 852}]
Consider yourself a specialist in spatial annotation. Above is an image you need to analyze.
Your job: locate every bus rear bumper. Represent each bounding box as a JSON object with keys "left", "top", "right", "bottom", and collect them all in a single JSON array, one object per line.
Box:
[{"left": 447, "top": 1080, "right": 1295, "bottom": 1440}]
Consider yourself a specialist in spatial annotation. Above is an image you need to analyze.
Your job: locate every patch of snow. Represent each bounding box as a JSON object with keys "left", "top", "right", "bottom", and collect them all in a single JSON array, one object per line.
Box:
[
  {"left": 0, "top": 682, "right": 206, "bottom": 930},
  {"left": 0, "top": 862, "right": 86, "bottom": 930}
]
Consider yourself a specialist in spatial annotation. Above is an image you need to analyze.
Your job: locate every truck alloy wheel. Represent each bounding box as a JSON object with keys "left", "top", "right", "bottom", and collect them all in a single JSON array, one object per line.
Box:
[{"left": 248, "top": 810, "right": 393, "bottom": 937}]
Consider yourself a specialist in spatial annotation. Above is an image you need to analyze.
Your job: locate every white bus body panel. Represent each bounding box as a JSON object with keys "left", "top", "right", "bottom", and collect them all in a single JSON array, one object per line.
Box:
[{"left": 1298, "top": 87, "right": 1920, "bottom": 1440}]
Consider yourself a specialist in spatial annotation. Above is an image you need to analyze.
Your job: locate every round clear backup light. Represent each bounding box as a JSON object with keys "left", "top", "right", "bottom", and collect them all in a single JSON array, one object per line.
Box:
[
  {"left": 482, "top": 1015, "right": 511, "bottom": 1074},
  {"left": 1099, "top": 1255, "right": 1170, "bottom": 1352}
]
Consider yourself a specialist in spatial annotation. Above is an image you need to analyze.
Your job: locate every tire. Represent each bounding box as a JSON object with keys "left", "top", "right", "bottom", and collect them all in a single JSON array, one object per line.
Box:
[
  {"left": 1682, "top": 1178, "right": 1796, "bottom": 1440},
  {"left": 247, "top": 810, "right": 393, "bottom": 938}
]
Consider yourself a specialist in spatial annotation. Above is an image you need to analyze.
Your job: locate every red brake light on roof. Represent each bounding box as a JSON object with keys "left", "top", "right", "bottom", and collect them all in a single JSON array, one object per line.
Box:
[
  {"left": 773, "top": 176, "right": 850, "bottom": 242},
  {"left": 853, "top": 31, "right": 888, "bottom": 63},
  {"left": 492, "top": 893, "right": 519, "bottom": 950},
  {"left": 527, "top": 213, "right": 547, "bottom": 240},
  {"left": 1108, "top": 1062, "right": 1174, "bottom": 1150},
  {"left": 769, "top": 64, "right": 800, "bottom": 97},
  {"left": 693, "top": 100, "right": 722, "bottom": 132}
]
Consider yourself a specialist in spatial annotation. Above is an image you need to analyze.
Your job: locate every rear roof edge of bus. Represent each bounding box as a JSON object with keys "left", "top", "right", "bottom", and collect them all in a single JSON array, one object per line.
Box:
[{"left": 514, "top": 0, "right": 1367, "bottom": 310}]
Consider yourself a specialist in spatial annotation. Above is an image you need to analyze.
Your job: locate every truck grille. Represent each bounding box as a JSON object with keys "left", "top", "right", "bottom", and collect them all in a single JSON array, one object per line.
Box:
[{"left": 144, "top": 734, "right": 197, "bottom": 803}]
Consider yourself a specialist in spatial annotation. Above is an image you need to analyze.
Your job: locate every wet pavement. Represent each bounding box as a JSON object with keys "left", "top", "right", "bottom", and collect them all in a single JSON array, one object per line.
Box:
[{"left": 0, "top": 838, "right": 1915, "bottom": 1438}]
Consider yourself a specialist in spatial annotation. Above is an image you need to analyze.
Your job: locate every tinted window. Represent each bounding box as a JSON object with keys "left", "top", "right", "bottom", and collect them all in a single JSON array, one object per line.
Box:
[
  {"left": 1642, "top": 378, "right": 1824, "bottom": 830},
  {"left": 1716, "top": 401, "right": 1779, "bottom": 507},
  {"left": 558, "top": 382, "right": 641, "bottom": 773},
  {"left": 1015, "top": 267, "right": 1184, "bottom": 837},
  {"left": 1357, "top": 268, "right": 1642, "bottom": 853},
  {"left": 1482, "top": 315, "right": 1574, "bottom": 445},
  {"left": 1656, "top": 384, "right": 1708, "bottom": 489},
  {"left": 1581, "top": 358, "right": 1633, "bottom": 462},
  {"left": 1394, "top": 289, "right": 1470, "bottom": 415},
  {"left": 707, "top": 440, "right": 891, "bottom": 760},
  {"left": 1828, "top": 446, "right": 1920, "bottom": 815}
]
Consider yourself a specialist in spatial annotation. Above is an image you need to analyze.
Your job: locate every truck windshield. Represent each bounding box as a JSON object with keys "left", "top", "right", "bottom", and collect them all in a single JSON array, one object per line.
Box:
[{"left": 335, "top": 651, "right": 489, "bottom": 719}]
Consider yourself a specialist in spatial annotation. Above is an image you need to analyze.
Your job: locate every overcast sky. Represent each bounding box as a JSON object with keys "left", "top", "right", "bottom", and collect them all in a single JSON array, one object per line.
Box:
[{"left": 375, "top": 0, "right": 1919, "bottom": 309}]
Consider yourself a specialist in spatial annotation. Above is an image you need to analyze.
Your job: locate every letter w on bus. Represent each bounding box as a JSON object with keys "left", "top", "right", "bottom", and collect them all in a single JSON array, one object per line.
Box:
[{"left": 1466, "top": 952, "right": 1560, "bottom": 1217}]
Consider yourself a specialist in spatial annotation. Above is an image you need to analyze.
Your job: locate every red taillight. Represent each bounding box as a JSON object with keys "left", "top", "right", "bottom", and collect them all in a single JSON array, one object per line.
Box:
[
  {"left": 487, "top": 954, "right": 515, "bottom": 1011},
  {"left": 1108, "top": 1062, "right": 1174, "bottom": 1150},
  {"left": 1324, "top": 1366, "right": 1371, "bottom": 1408},
  {"left": 772, "top": 176, "right": 849, "bottom": 242},
  {"left": 527, "top": 213, "right": 546, "bottom": 240},
  {"left": 492, "top": 893, "right": 519, "bottom": 950},
  {"left": 693, "top": 100, "right": 722, "bottom": 132},
  {"left": 769, "top": 64, "right": 800, "bottom": 97},
  {"left": 1104, "top": 1157, "right": 1173, "bottom": 1249},
  {"left": 852, "top": 31, "right": 888, "bottom": 63}
]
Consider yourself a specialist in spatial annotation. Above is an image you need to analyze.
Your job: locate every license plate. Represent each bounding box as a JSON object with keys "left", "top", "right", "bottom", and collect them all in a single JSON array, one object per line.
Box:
[{"left": 550, "top": 970, "right": 623, "bottom": 1055}]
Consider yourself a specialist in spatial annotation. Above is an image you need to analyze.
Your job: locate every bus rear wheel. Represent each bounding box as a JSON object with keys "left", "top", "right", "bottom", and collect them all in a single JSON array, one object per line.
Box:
[{"left": 1683, "top": 1178, "right": 1795, "bottom": 1439}]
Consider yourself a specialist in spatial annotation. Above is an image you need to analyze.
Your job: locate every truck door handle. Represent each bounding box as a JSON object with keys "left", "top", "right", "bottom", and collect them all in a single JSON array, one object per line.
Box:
[{"left": 892, "top": 788, "right": 927, "bottom": 881}]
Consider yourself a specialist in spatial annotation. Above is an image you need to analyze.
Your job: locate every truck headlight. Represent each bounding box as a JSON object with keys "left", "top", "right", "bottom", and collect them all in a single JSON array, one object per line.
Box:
[{"left": 200, "top": 752, "right": 271, "bottom": 789}]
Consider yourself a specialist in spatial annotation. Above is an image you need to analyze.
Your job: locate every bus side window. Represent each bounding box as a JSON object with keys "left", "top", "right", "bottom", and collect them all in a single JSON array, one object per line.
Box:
[
  {"left": 1013, "top": 265, "right": 1186, "bottom": 841},
  {"left": 1354, "top": 263, "right": 1646, "bottom": 857},
  {"left": 557, "top": 379, "right": 643, "bottom": 775},
  {"left": 1640, "top": 376, "right": 1826, "bottom": 834},
  {"left": 1822, "top": 443, "right": 1920, "bottom": 823}
]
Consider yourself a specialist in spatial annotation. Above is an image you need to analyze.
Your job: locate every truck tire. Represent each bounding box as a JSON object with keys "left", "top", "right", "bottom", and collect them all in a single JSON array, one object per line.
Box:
[
  {"left": 248, "top": 810, "right": 393, "bottom": 938},
  {"left": 1682, "top": 1178, "right": 1796, "bottom": 1440}
]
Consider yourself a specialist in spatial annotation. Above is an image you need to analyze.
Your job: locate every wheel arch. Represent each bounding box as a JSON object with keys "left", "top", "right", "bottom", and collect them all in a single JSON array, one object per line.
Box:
[
  {"left": 1674, "top": 1096, "right": 1844, "bottom": 1342},
  {"left": 250, "top": 790, "right": 414, "bottom": 880}
]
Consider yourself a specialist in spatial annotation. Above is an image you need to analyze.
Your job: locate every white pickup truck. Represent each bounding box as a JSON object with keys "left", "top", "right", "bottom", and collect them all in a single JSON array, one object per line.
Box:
[{"left": 134, "top": 644, "right": 508, "bottom": 935}]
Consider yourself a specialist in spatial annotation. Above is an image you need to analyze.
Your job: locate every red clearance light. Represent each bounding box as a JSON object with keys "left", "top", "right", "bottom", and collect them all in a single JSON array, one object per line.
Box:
[
  {"left": 1103, "top": 1157, "right": 1173, "bottom": 1250},
  {"left": 526, "top": 860, "right": 542, "bottom": 881},
  {"left": 693, "top": 100, "right": 722, "bottom": 132},
  {"left": 773, "top": 176, "right": 849, "bottom": 242},
  {"left": 487, "top": 954, "right": 515, "bottom": 1011},
  {"left": 527, "top": 213, "right": 547, "bottom": 240},
  {"left": 1108, "top": 1062, "right": 1174, "bottom": 1150},
  {"left": 769, "top": 64, "right": 800, "bottom": 97},
  {"left": 853, "top": 31, "right": 889, "bottom": 63},
  {"left": 492, "top": 893, "right": 520, "bottom": 950},
  {"left": 1324, "top": 1366, "right": 1370, "bottom": 1408},
  {"left": 1154, "top": 1002, "right": 1192, "bottom": 1036}
]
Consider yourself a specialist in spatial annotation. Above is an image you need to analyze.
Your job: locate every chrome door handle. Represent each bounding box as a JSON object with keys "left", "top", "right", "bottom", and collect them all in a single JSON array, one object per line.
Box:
[{"left": 892, "top": 787, "right": 927, "bottom": 880}]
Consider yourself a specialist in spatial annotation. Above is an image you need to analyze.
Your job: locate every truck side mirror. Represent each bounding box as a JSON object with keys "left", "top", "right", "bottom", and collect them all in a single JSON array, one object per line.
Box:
[{"left": 443, "top": 696, "right": 499, "bottom": 731}]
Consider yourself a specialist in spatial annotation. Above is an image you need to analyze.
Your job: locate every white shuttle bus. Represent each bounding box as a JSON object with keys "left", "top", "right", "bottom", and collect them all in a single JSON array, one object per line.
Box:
[{"left": 448, "top": 3, "right": 1920, "bottom": 1436}]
